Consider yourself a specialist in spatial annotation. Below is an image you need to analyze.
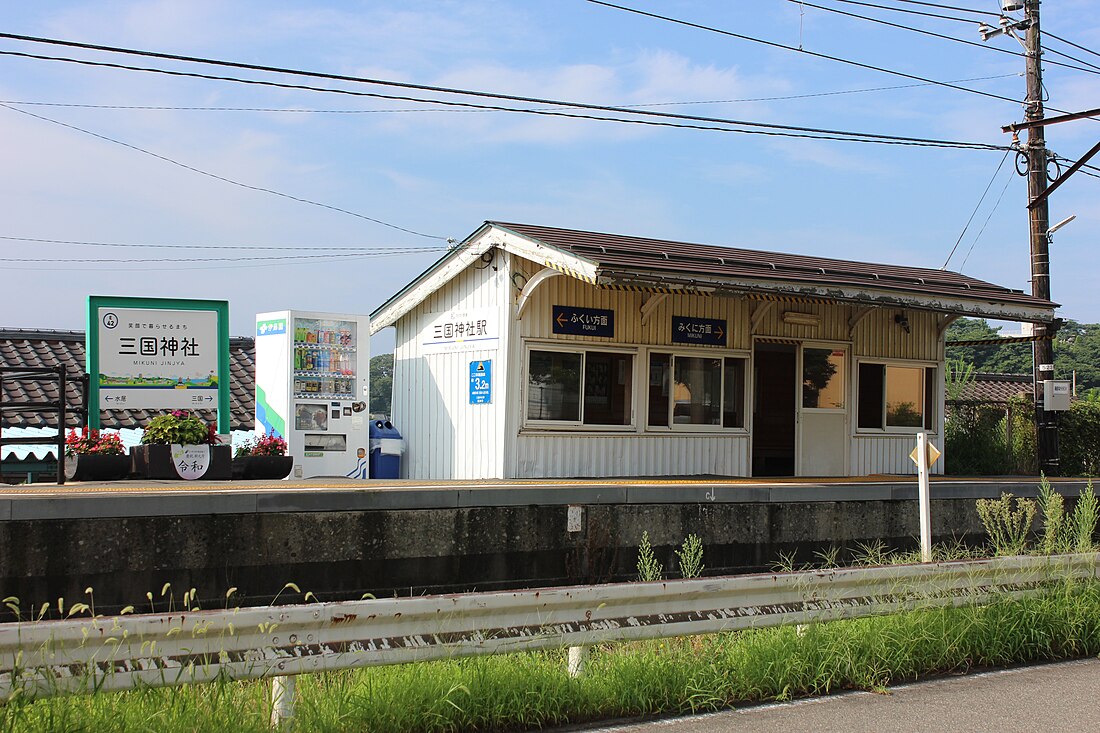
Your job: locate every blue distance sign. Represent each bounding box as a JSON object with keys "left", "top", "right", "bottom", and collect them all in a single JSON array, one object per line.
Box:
[
  {"left": 671, "top": 316, "right": 727, "bottom": 346},
  {"left": 552, "top": 305, "right": 615, "bottom": 338},
  {"left": 469, "top": 360, "right": 492, "bottom": 404}
]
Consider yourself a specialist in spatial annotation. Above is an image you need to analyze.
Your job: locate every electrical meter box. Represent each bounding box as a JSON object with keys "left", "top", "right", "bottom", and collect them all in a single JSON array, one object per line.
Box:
[{"left": 1043, "top": 380, "right": 1072, "bottom": 412}]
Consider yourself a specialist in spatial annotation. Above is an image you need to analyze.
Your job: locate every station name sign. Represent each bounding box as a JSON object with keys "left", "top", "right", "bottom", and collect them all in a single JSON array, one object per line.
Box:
[
  {"left": 671, "top": 316, "right": 726, "bottom": 346},
  {"left": 552, "top": 305, "right": 614, "bottom": 338}
]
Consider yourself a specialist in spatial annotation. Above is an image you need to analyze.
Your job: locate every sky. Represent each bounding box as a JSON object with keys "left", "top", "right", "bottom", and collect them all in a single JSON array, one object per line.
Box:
[{"left": 1, "top": 1, "right": 1098, "bottom": 354}]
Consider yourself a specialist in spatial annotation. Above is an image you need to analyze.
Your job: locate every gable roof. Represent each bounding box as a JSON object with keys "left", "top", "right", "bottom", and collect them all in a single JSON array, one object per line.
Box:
[
  {"left": 370, "top": 221, "right": 1057, "bottom": 331},
  {"left": 0, "top": 328, "right": 256, "bottom": 431}
]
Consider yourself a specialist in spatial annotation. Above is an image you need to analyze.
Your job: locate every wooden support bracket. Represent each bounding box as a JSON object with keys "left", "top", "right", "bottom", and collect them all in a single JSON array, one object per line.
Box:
[
  {"left": 936, "top": 314, "right": 961, "bottom": 339},
  {"left": 848, "top": 306, "right": 875, "bottom": 338},
  {"left": 515, "top": 268, "right": 563, "bottom": 320},
  {"left": 639, "top": 293, "right": 668, "bottom": 326},
  {"left": 750, "top": 301, "right": 776, "bottom": 334}
]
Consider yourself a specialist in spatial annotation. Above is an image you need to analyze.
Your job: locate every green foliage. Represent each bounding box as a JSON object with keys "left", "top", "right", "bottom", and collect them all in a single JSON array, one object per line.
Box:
[
  {"left": 140, "top": 410, "right": 214, "bottom": 446},
  {"left": 1006, "top": 396, "right": 1038, "bottom": 475},
  {"left": 1037, "top": 474, "right": 1068, "bottom": 554},
  {"left": 944, "top": 403, "right": 1007, "bottom": 475},
  {"left": 674, "top": 534, "right": 704, "bottom": 579},
  {"left": 944, "top": 358, "right": 976, "bottom": 402},
  {"left": 1059, "top": 400, "right": 1100, "bottom": 477},
  {"left": 1071, "top": 481, "right": 1099, "bottom": 552},
  {"left": 636, "top": 531, "right": 663, "bottom": 582},
  {"left": 9, "top": 582, "right": 1100, "bottom": 732},
  {"left": 975, "top": 492, "right": 1035, "bottom": 556},
  {"left": 370, "top": 353, "right": 394, "bottom": 416}
]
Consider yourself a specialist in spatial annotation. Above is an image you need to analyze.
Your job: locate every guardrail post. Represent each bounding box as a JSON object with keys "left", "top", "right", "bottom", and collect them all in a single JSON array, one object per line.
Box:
[
  {"left": 567, "top": 645, "right": 588, "bottom": 678},
  {"left": 270, "top": 675, "right": 296, "bottom": 728}
]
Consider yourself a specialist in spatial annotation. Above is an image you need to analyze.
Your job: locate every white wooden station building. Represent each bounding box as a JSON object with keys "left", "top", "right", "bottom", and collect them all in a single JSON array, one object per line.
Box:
[{"left": 369, "top": 222, "right": 1056, "bottom": 480}]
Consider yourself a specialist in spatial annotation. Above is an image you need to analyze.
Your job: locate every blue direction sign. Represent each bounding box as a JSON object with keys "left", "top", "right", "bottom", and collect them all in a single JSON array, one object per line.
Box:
[
  {"left": 469, "top": 360, "right": 492, "bottom": 404},
  {"left": 552, "top": 305, "right": 615, "bottom": 338},
  {"left": 671, "top": 316, "right": 726, "bottom": 346}
]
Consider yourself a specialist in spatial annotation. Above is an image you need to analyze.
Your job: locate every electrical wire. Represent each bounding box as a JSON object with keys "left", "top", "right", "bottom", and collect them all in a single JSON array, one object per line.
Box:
[
  {"left": 0, "top": 102, "right": 447, "bottom": 240},
  {"left": 0, "top": 234, "right": 448, "bottom": 252},
  {"left": 941, "top": 149, "right": 1011, "bottom": 269},
  {"left": 0, "top": 252, "right": 427, "bottom": 272},
  {"left": 790, "top": 0, "right": 1100, "bottom": 77},
  {"left": 883, "top": 0, "right": 998, "bottom": 17},
  {"left": 0, "top": 252, "right": 425, "bottom": 263},
  {"left": 0, "top": 51, "right": 1009, "bottom": 150},
  {"left": 586, "top": 1, "right": 1025, "bottom": 106},
  {"left": 822, "top": 0, "right": 979, "bottom": 24},
  {"left": 959, "top": 166, "right": 1015, "bottom": 271},
  {"left": 0, "top": 31, "right": 1026, "bottom": 132},
  {"left": 1042, "top": 45, "right": 1100, "bottom": 74},
  {"left": 1044, "top": 30, "right": 1100, "bottom": 61},
  {"left": 0, "top": 74, "right": 1022, "bottom": 113}
]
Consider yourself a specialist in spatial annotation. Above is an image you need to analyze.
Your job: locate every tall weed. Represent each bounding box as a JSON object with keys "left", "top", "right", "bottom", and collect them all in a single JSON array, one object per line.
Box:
[
  {"left": 636, "top": 531, "right": 663, "bottom": 582},
  {"left": 1071, "top": 481, "right": 1099, "bottom": 552},
  {"left": 1037, "top": 473, "right": 1068, "bottom": 554},
  {"left": 975, "top": 493, "right": 1035, "bottom": 556}
]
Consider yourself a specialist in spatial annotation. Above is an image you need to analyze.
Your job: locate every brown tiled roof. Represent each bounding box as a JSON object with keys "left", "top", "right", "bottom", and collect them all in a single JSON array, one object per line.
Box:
[
  {"left": 951, "top": 373, "right": 1033, "bottom": 405},
  {"left": 0, "top": 329, "right": 255, "bottom": 430},
  {"left": 490, "top": 222, "right": 1057, "bottom": 313}
]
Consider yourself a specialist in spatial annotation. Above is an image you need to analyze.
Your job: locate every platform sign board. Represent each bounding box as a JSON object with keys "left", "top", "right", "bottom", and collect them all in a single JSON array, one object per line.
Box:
[
  {"left": 671, "top": 316, "right": 726, "bottom": 347},
  {"left": 552, "top": 305, "right": 614, "bottom": 338},
  {"left": 86, "top": 296, "right": 230, "bottom": 432},
  {"left": 421, "top": 308, "right": 500, "bottom": 354},
  {"left": 469, "top": 360, "right": 492, "bottom": 404}
]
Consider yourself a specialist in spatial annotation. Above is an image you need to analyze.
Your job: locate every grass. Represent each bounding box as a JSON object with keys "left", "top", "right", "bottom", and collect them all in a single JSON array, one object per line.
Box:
[{"left": 5, "top": 577, "right": 1100, "bottom": 732}]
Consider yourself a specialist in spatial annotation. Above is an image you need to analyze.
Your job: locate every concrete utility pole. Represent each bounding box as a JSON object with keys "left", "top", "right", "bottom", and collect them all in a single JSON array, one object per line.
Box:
[{"left": 1022, "top": 0, "right": 1059, "bottom": 474}]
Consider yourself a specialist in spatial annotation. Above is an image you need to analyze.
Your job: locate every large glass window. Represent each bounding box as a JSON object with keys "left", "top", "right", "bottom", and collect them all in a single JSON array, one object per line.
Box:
[
  {"left": 858, "top": 363, "right": 935, "bottom": 430},
  {"left": 802, "top": 348, "right": 846, "bottom": 409},
  {"left": 527, "top": 349, "right": 632, "bottom": 426},
  {"left": 649, "top": 353, "right": 745, "bottom": 429}
]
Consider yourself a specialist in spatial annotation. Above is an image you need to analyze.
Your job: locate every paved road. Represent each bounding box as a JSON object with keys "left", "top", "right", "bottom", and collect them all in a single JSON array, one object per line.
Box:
[{"left": 572, "top": 658, "right": 1100, "bottom": 733}]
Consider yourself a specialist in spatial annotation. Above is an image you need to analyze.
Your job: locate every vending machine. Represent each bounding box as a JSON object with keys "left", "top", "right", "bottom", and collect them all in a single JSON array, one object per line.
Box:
[{"left": 254, "top": 310, "right": 371, "bottom": 479}]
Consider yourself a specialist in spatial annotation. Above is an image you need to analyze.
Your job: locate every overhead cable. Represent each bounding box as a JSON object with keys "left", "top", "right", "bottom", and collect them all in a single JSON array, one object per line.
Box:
[
  {"left": 0, "top": 234, "right": 448, "bottom": 252},
  {"left": 0, "top": 51, "right": 1007, "bottom": 149},
  {"left": 941, "top": 149, "right": 1011, "bottom": 269},
  {"left": 0, "top": 102, "right": 447, "bottom": 240}
]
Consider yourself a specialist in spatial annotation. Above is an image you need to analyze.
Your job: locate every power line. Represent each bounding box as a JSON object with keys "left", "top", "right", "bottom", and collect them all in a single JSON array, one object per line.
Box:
[
  {"left": 0, "top": 102, "right": 447, "bottom": 240},
  {"left": 1044, "top": 30, "right": 1100, "bottom": 61},
  {"left": 0, "top": 74, "right": 1022, "bottom": 114},
  {"left": 0, "top": 31, "right": 1022, "bottom": 136},
  {"left": 791, "top": 0, "right": 1100, "bottom": 76},
  {"left": 0, "top": 252, "right": 422, "bottom": 263},
  {"left": 823, "top": 0, "right": 980, "bottom": 24},
  {"left": 959, "top": 166, "right": 1015, "bottom": 271},
  {"left": 0, "top": 234, "right": 447, "bottom": 252},
  {"left": 0, "top": 50, "right": 1008, "bottom": 150},
  {"left": 586, "top": 1, "right": 1026, "bottom": 106},
  {"left": 1042, "top": 44, "right": 1100, "bottom": 74},
  {"left": 1, "top": 252, "right": 427, "bottom": 272},
  {"left": 883, "top": 0, "right": 998, "bottom": 18},
  {"left": 941, "top": 149, "right": 1011, "bottom": 269}
]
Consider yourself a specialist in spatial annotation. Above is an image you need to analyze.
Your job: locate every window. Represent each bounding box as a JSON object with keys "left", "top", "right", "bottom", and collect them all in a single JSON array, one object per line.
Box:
[
  {"left": 858, "top": 363, "right": 935, "bottom": 430},
  {"left": 648, "top": 353, "right": 745, "bottom": 429},
  {"left": 802, "top": 348, "right": 846, "bottom": 409},
  {"left": 527, "top": 349, "right": 632, "bottom": 426}
]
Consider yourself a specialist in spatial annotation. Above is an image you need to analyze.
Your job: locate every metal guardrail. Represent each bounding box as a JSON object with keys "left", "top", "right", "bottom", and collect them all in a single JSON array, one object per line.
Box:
[{"left": 0, "top": 553, "right": 1097, "bottom": 723}]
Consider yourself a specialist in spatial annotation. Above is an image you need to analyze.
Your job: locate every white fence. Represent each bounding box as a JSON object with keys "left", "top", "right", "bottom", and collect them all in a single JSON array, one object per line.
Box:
[{"left": 1, "top": 553, "right": 1097, "bottom": 723}]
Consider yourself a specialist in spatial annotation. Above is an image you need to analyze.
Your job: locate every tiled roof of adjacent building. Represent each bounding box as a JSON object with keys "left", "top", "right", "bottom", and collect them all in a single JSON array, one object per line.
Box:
[
  {"left": 951, "top": 373, "right": 1033, "bottom": 405},
  {"left": 0, "top": 328, "right": 256, "bottom": 430}
]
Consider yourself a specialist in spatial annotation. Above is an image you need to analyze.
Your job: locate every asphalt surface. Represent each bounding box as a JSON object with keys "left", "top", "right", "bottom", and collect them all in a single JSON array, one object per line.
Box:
[{"left": 571, "top": 658, "right": 1100, "bottom": 733}]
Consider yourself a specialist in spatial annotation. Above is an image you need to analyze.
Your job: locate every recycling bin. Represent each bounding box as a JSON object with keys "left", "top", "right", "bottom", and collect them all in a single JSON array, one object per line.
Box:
[{"left": 369, "top": 420, "right": 404, "bottom": 479}]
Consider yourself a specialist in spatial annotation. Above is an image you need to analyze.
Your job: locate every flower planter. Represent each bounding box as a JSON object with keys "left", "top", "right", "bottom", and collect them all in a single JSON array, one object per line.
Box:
[
  {"left": 64, "top": 453, "right": 131, "bottom": 482},
  {"left": 231, "top": 455, "right": 294, "bottom": 480},
  {"left": 130, "top": 444, "right": 232, "bottom": 480}
]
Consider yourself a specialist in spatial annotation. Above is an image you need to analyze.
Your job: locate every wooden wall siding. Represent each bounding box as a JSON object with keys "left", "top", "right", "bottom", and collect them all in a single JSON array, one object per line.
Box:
[
  {"left": 852, "top": 308, "right": 940, "bottom": 361},
  {"left": 749, "top": 301, "right": 851, "bottom": 343},
  {"left": 392, "top": 256, "right": 511, "bottom": 480},
  {"left": 851, "top": 434, "right": 944, "bottom": 476},
  {"left": 514, "top": 434, "right": 750, "bottom": 478}
]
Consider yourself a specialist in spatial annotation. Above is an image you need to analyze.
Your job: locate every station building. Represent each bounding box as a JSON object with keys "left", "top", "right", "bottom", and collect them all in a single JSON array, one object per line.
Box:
[{"left": 369, "top": 222, "right": 1056, "bottom": 480}]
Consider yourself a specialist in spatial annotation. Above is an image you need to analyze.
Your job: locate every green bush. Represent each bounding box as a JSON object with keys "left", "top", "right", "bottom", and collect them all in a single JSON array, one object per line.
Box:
[
  {"left": 1006, "top": 395, "right": 1038, "bottom": 475},
  {"left": 1059, "top": 401, "right": 1100, "bottom": 477},
  {"left": 944, "top": 403, "right": 1007, "bottom": 475}
]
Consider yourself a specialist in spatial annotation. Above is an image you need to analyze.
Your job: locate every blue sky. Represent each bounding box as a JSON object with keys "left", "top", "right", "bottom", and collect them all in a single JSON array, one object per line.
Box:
[{"left": 1, "top": 1, "right": 1097, "bottom": 353}]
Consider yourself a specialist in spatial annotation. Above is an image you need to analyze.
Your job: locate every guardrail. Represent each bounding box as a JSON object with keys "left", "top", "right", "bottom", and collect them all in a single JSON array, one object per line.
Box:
[{"left": 1, "top": 553, "right": 1097, "bottom": 726}]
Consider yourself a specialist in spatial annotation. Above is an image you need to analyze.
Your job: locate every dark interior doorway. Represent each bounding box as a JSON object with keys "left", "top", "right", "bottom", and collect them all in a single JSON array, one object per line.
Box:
[{"left": 752, "top": 343, "right": 796, "bottom": 476}]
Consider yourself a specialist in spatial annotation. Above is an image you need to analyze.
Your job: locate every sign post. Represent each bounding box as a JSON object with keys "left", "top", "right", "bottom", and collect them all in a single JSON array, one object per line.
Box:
[
  {"left": 86, "top": 296, "right": 231, "bottom": 433},
  {"left": 909, "top": 432, "right": 941, "bottom": 563}
]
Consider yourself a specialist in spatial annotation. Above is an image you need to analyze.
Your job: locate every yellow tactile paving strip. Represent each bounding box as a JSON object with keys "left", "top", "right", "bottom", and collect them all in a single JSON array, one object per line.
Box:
[{"left": 0, "top": 474, "right": 1068, "bottom": 498}]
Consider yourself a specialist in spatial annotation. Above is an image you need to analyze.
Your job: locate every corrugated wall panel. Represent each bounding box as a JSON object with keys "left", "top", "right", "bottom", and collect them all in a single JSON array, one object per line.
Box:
[
  {"left": 853, "top": 309, "right": 939, "bottom": 360},
  {"left": 391, "top": 250, "right": 511, "bottom": 480},
  {"left": 515, "top": 434, "right": 749, "bottom": 478},
  {"left": 749, "top": 301, "right": 850, "bottom": 343},
  {"left": 851, "top": 434, "right": 943, "bottom": 475}
]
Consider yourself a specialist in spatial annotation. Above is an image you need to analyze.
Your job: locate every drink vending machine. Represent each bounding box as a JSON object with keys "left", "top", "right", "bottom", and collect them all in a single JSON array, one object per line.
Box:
[{"left": 254, "top": 310, "right": 371, "bottom": 478}]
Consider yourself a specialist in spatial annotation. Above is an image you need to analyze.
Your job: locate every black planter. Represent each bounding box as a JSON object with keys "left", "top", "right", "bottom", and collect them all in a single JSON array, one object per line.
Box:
[
  {"left": 231, "top": 455, "right": 294, "bottom": 480},
  {"left": 64, "top": 453, "right": 131, "bottom": 482},
  {"left": 130, "top": 444, "right": 232, "bottom": 480}
]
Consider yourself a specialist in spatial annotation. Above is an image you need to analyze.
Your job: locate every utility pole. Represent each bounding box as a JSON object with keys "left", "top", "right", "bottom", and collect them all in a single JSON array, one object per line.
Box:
[{"left": 1021, "top": 0, "right": 1059, "bottom": 474}]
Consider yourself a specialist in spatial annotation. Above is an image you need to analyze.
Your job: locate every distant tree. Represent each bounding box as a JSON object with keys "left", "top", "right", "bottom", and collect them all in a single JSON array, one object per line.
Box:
[{"left": 370, "top": 353, "right": 394, "bottom": 416}]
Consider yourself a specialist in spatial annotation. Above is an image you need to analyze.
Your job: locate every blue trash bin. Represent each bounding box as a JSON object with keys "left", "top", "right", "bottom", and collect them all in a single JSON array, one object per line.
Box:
[{"left": 369, "top": 420, "right": 404, "bottom": 479}]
